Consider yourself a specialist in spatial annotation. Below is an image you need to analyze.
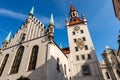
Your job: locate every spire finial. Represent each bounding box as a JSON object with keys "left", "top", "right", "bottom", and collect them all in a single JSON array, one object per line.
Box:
[
  {"left": 4, "top": 31, "right": 11, "bottom": 43},
  {"left": 49, "top": 13, "right": 54, "bottom": 26},
  {"left": 105, "top": 45, "right": 110, "bottom": 49},
  {"left": 82, "top": 13, "right": 87, "bottom": 22},
  {"left": 70, "top": 3, "right": 77, "bottom": 14},
  {"left": 29, "top": 6, "right": 34, "bottom": 15},
  {"left": 70, "top": 1, "right": 72, "bottom": 5},
  {"left": 82, "top": 13, "right": 85, "bottom": 17},
  {"left": 60, "top": 43, "right": 62, "bottom": 49},
  {"left": 28, "top": 6, "right": 34, "bottom": 19},
  {"left": 65, "top": 17, "right": 68, "bottom": 22}
]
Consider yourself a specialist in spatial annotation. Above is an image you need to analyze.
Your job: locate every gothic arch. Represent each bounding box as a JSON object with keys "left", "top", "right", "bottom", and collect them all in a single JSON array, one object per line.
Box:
[
  {"left": 10, "top": 46, "right": 24, "bottom": 74},
  {"left": 28, "top": 45, "right": 39, "bottom": 71},
  {"left": 116, "top": 70, "right": 120, "bottom": 77},
  {"left": 105, "top": 72, "right": 110, "bottom": 79},
  {"left": 0, "top": 54, "right": 9, "bottom": 76}
]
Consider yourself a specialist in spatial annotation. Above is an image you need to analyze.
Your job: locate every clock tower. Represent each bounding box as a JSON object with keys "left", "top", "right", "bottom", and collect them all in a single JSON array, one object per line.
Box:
[{"left": 66, "top": 4, "right": 103, "bottom": 80}]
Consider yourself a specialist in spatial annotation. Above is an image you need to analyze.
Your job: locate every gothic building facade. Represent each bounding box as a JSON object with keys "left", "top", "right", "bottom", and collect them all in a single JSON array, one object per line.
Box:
[
  {"left": 100, "top": 46, "right": 120, "bottom": 80},
  {"left": 0, "top": 4, "right": 103, "bottom": 80}
]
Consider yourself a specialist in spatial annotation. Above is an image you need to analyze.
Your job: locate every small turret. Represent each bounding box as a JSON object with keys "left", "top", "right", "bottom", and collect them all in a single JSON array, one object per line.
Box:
[
  {"left": 106, "top": 45, "right": 110, "bottom": 50},
  {"left": 69, "top": 4, "right": 79, "bottom": 18},
  {"left": 3, "top": 31, "right": 11, "bottom": 44},
  {"left": 60, "top": 43, "right": 62, "bottom": 49},
  {"left": 65, "top": 17, "right": 69, "bottom": 26},
  {"left": 105, "top": 45, "right": 111, "bottom": 53},
  {"left": 82, "top": 13, "right": 87, "bottom": 24},
  {"left": 68, "top": 4, "right": 81, "bottom": 26},
  {"left": 28, "top": 6, "right": 34, "bottom": 19},
  {"left": 2, "top": 31, "right": 11, "bottom": 48},
  {"left": 48, "top": 13, "right": 55, "bottom": 41},
  {"left": 27, "top": 6, "right": 34, "bottom": 24}
]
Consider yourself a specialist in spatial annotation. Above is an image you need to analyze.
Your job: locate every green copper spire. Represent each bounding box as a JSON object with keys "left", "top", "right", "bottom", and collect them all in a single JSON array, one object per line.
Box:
[
  {"left": 82, "top": 13, "right": 85, "bottom": 17},
  {"left": 28, "top": 6, "right": 34, "bottom": 19},
  {"left": 60, "top": 43, "right": 62, "bottom": 49},
  {"left": 4, "top": 31, "right": 11, "bottom": 43},
  {"left": 29, "top": 6, "right": 34, "bottom": 15},
  {"left": 49, "top": 13, "right": 54, "bottom": 26}
]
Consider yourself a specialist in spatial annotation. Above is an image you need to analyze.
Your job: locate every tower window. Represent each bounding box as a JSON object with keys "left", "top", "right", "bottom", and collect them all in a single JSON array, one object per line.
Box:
[
  {"left": 0, "top": 54, "right": 9, "bottom": 76},
  {"left": 82, "top": 37, "right": 86, "bottom": 41},
  {"left": 106, "top": 72, "right": 110, "bottom": 79},
  {"left": 87, "top": 54, "right": 91, "bottom": 59},
  {"left": 28, "top": 45, "right": 39, "bottom": 71},
  {"left": 82, "top": 65, "right": 91, "bottom": 76},
  {"left": 57, "top": 58, "right": 60, "bottom": 73},
  {"left": 74, "top": 39, "right": 77, "bottom": 43},
  {"left": 76, "top": 55, "right": 80, "bottom": 61},
  {"left": 85, "top": 45, "right": 88, "bottom": 50},
  {"left": 81, "top": 55, "right": 85, "bottom": 60},
  {"left": 80, "top": 30, "right": 84, "bottom": 34},
  {"left": 72, "top": 31, "right": 75, "bottom": 35},
  {"left": 75, "top": 47, "right": 79, "bottom": 52},
  {"left": 10, "top": 46, "right": 24, "bottom": 74},
  {"left": 73, "top": 12, "right": 75, "bottom": 17},
  {"left": 64, "top": 64, "right": 66, "bottom": 75}
]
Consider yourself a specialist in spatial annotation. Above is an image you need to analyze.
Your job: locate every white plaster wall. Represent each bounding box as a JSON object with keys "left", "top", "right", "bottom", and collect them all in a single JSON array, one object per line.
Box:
[
  {"left": 46, "top": 43, "right": 70, "bottom": 80},
  {"left": 66, "top": 23, "right": 103, "bottom": 80}
]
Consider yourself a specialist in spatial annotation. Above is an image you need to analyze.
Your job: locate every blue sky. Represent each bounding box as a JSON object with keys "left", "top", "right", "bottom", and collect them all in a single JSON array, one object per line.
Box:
[{"left": 0, "top": 0, "right": 120, "bottom": 62}]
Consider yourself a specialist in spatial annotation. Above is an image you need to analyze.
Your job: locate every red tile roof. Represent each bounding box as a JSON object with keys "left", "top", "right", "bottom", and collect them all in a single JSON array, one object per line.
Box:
[{"left": 62, "top": 47, "right": 70, "bottom": 54}]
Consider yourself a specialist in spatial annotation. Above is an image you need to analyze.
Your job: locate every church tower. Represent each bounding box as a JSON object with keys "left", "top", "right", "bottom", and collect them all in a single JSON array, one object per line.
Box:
[{"left": 66, "top": 4, "right": 103, "bottom": 80}]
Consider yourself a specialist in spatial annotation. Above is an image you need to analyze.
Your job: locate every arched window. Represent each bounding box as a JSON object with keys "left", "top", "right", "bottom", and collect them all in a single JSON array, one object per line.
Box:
[
  {"left": 10, "top": 46, "right": 24, "bottom": 74},
  {"left": 116, "top": 70, "right": 120, "bottom": 77},
  {"left": 73, "top": 12, "right": 75, "bottom": 16},
  {"left": 106, "top": 72, "right": 110, "bottom": 79},
  {"left": 0, "top": 54, "right": 9, "bottom": 76},
  {"left": 64, "top": 64, "right": 66, "bottom": 75},
  {"left": 28, "top": 45, "right": 39, "bottom": 71}
]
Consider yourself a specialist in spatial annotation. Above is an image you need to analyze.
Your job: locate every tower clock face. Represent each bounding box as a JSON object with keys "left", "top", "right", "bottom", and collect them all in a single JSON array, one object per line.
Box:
[{"left": 74, "top": 26, "right": 80, "bottom": 31}]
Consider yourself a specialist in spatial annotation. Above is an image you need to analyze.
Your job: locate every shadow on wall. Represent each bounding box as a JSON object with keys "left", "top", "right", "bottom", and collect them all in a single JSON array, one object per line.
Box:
[
  {"left": 16, "top": 50, "right": 103, "bottom": 80},
  {"left": 17, "top": 56, "right": 66, "bottom": 80},
  {"left": 72, "top": 49, "right": 104, "bottom": 80}
]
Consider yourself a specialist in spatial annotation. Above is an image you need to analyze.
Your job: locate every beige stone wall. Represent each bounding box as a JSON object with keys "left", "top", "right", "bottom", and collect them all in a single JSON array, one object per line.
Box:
[
  {"left": 0, "top": 37, "right": 48, "bottom": 80},
  {"left": 100, "top": 49, "right": 120, "bottom": 80},
  {"left": 0, "top": 15, "right": 48, "bottom": 80}
]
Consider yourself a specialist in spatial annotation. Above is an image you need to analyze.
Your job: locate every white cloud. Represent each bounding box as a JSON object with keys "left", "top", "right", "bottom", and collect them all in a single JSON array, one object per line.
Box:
[
  {"left": 0, "top": 8, "right": 27, "bottom": 20},
  {"left": 54, "top": 17, "right": 65, "bottom": 29},
  {"left": 38, "top": 16, "right": 49, "bottom": 24},
  {"left": 0, "top": 8, "right": 65, "bottom": 29}
]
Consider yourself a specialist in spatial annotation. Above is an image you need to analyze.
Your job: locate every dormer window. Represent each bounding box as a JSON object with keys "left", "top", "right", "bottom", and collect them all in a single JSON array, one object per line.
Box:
[{"left": 19, "top": 33, "right": 26, "bottom": 43}]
